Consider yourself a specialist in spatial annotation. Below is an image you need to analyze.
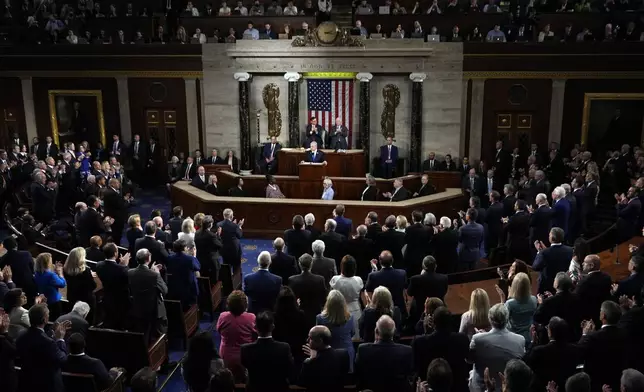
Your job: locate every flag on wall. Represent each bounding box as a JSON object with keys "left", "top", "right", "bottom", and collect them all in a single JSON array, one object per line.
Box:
[{"left": 307, "top": 79, "right": 354, "bottom": 146}]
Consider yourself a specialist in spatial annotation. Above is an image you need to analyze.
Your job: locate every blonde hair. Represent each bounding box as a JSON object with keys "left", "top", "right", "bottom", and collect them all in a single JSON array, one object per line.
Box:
[
  {"left": 64, "top": 247, "right": 87, "bottom": 276},
  {"left": 369, "top": 286, "right": 394, "bottom": 315},
  {"left": 321, "top": 290, "right": 350, "bottom": 326},
  {"left": 323, "top": 177, "right": 333, "bottom": 187},
  {"left": 182, "top": 217, "right": 195, "bottom": 234},
  {"left": 128, "top": 214, "right": 141, "bottom": 228},
  {"left": 469, "top": 288, "right": 491, "bottom": 329},
  {"left": 395, "top": 215, "right": 408, "bottom": 230},
  {"left": 35, "top": 253, "right": 53, "bottom": 273},
  {"left": 509, "top": 272, "right": 532, "bottom": 301}
]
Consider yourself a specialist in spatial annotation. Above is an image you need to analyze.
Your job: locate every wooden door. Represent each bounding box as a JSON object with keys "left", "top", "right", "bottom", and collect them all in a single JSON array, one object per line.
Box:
[
  {"left": 145, "top": 109, "right": 178, "bottom": 161},
  {"left": 495, "top": 113, "right": 533, "bottom": 157},
  {"left": 1, "top": 107, "right": 26, "bottom": 149}
]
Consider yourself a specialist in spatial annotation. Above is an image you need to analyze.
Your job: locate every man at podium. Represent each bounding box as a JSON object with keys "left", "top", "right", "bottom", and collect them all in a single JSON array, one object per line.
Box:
[
  {"left": 303, "top": 117, "right": 326, "bottom": 148},
  {"left": 303, "top": 142, "right": 326, "bottom": 163},
  {"left": 329, "top": 117, "right": 349, "bottom": 151}
]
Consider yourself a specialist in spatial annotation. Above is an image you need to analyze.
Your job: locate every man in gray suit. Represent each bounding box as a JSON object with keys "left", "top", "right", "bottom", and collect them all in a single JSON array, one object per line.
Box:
[
  {"left": 310, "top": 240, "right": 337, "bottom": 290},
  {"left": 469, "top": 303, "right": 525, "bottom": 392},
  {"left": 128, "top": 248, "right": 168, "bottom": 343},
  {"left": 458, "top": 208, "right": 485, "bottom": 271}
]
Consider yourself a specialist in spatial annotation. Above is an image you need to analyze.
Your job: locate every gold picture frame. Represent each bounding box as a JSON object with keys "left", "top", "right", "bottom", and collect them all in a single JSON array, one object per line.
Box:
[
  {"left": 581, "top": 93, "right": 644, "bottom": 145},
  {"left": 48, "top": 90, "right": 106, "bottom": 147},
  {"left": 497, "top": 114, "right": 512, "bottom": 129}
]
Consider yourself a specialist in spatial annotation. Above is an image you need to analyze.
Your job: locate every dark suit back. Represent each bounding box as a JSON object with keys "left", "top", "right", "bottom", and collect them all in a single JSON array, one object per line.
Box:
[
  {"left": 432, "top": 228, "right": 459, "bottom": 274},
  {"left": 529, "top": 205, "right": 552, "bottom": 244},
  {"left": 407, "top": 272, "right": 448, "bottom": 323},
  {"left": 61, "top": 354, "right": 112, "bottom": 391},
  {"left": 504, "top": 211, "right": 532, "bottom": 263},
  {"left": 347, "top": 236, "right": 376, "bottom": 281},
  {"left": 458, "top": 222, "right": 484, "bottom": 266},
  {"left": 0, "top": 250, "right": 36, "bottom": 298},
  {"left": 243, "top": 270, "right": 282, "bottom": 314},
  {"left": 578, "top": 325, "right": 627, "bottom": 391},
  {"left": 524, "top": 341, "right": 581, "bottom": 392},
  {"left": 288, "top": 272, "right": 327, "bottom": 326},
  {"left": 77, "top": 208, "right": 106, "bottom": 247},
  {"left": 365, "top": 268, "right": 407, "bottom": 312},
  {"left": 334, "top": 216, "right": 353, "bottom": 238},
  {"left": 532, "top": 244, "right": 573, "bottom": 294},
  {"left": 299, "top": 348, "right": 350, "bottom": 392},
  {"left": 241, "top": 338, "right": 293, "bottom": 392},
  {"left": 485, "top": 202, "right": 505, "bottom": 248},
  {"left": 134, "top": 235, "right": 169, "bottom": 265},
  {"left": 217, "top": 219, "right": 243, "bottom": 266},
  {"left": 166, "top": 252, "right": 200, "bottom": 307},
  {"left": 95, "top": 260, "right": 129, "bottom": 312},
  {"left": 318, "top": 231, "right": 346, "bottom": 270},
  {"left": 404, "top": 223, "right": 432, "bottom": 276},
  {"left": 376, "top": 230, "right": 405, "bottom": 269},
  {"left": 355, "top": 341, "right": 414, "bottom": 392},
  {"left": 269, "top": 251, "right": 299, "bottom": 283},
  {"left": 193, "top": 229, "right": 222, "bottom": 280},
  {"left": 412, "top": 331, "right": 469, "bottom": 389},
  {"left": 16, "top": 328, "right": 68, "bottom": 392},
  {"left": 552, "top": 198, "right": 570, "bottom": 234},
  {"left": 55, "top": 311, "right": 90, "bottom": 339},
  {"left": 310, "top": 255, "right": 337, "bottom": 290},
  {"left": 284, "top": 229, "right": 312, "bottom": 260},
  {"left": 574, "top": 271, "right": 612, "bottom": 323},
  {"left": 168, "top": 216, "right": 183, "bottom": 241},
  {"left": 128, "top": 265, "right": 168, "bottom": 320},
  {"left": 533, "top": 291, "right": 581, "bottom": 339}
]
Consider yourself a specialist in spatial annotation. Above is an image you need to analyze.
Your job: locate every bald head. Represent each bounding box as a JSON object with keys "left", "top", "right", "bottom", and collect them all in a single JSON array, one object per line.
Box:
[
  {"left": 376, "top": 315, "right": 395, "bottom": 342},
  {"left": 308, "top": 325, "right": 332, "bottom": 350},
  {"left": 583, "top": 254, "right": 601, "bottom": 272}
]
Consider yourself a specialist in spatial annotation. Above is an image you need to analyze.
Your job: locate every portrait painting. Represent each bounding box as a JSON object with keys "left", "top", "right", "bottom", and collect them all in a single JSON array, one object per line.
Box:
[
  {"left": 48, "top": 90, "right": 107, "bottom": 147},
  {"left": 582, "top": 93, "right": 644, "bottom": 155}
]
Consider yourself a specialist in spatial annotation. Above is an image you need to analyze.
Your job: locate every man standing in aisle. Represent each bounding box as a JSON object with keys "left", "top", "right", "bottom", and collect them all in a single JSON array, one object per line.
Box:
[{"left": 380, "top": 137, "right": 398, "bottom": 179}]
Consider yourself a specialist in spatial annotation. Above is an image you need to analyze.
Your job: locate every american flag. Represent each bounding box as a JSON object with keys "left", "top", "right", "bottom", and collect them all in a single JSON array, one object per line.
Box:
[{"left": 307, "top": 79, "right": 354, "bottom": 146}]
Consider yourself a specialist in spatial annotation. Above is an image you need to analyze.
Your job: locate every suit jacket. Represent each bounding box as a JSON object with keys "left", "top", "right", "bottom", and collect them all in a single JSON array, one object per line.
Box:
[
  {"left": 407, "top": 271, "right": 447, "bottom": 323},
  {"left": 30, "top": 182, "right": 56, "bottom": 223},
  {"left": 108, "top": 140, "right": 124, "bottom": 156},
  {"left": 84, "top": 246, "right": 105, "bottom": 264},
  {"left": 347, "top": 236, "right": 376, "bottom": 281},
  {"left": 578, "top": 325, "right": 627, "bottom": 391},
  {"left": 299, "top": 347, "right": 350, "bottom": 392},
  {"left": 305, "top": 225, "right": 321, "bottom": 242},
  {"left": 241, "top": 338, "right": 294, "bottom": 392},
  {"left": 390, "top": 187, "right": 411, "bottom": 202},
  {"left": 617, "top": 198, "right": 642, "bottom": 242},
  {"left": 462, "top": 175, "right": 485, "bottom": 198},
  {"left": 77, "top": 208, "right": 106, "bottom": 247},
  {"left": 412, "top": 330, "right": 469, "bottom": 387},
  {"left": 304, "top": 150, "right": 325, "bottom": 163},
  {"left": 318, "top": 231, "right": 346, "bottom": 269},
  {"left": 552, "top": 198, "right": 571, "bottom": 234},
  {"left": 355, "top": 341, "right": 414, "bottom": 392},
  {"left": 283, "top": 228, "right": 312, "bottom": 261},
  {"left": 166, "top": 252, "right": 201, "bottom": 307},
  {"left": 95, "top": 259, "right": 129, "bottom": 312},
  {"left": 243, "top": 269, "right": 282, "bottom": 314},
  {"left": 415, "top": 183, "right": 435, "bottom": 197},
  {"left": 333, "top": 216, "right": 353, "bottom": 238},
  {"left": 503, "top": 195, "right": 517, "bottom": 218},
  {"left": 421, "top": 159, "right": 441, "bottom": 171},
  {"left": 168, "top": 216, "right": 183, "bottom": 242},
  {"left": 269, "top": 251, "right": 299, "bottom": 284},
  {"left": 530, "top": 205, "right": 552, "bottom": 245},
  {"left": 0, "top": 250, "right": 36, "bottom": 298},
  {"left": 37, "top": 143, "right": 59, "bottom": 160},
  {"left": 503, "top": 211, "right": 532, "bottom": 263},
  {"left": 365, "top": 267, "right": 407, "bottom": 312},
  {"left": 207, "top": 155, "right": 224, "bottom": 165},
  {"left": 361, "top": 185, "right": 378, "bottom": 201},
  {"left": 533, "top": 291, "right": 581, "bottom": 339},
  {"left": 129, "top": 140, "right": 147, "bottom": 162},
  {"left": 494, "top": 148, "right": 512, "bottom": 178},
  {"left": 404, "top": 223, "right": 433, "bottom": 275},
  {"left": 128, "top": 264, "right": 168, "bottom": 320},
  {"left": 328, "top": 125, "right": 349, "bottom": 150},
  {"left": 303, "top": 125, "right": 326, "bottom": 148},
  {"left": 532, "top": 244, "right": 573, "bottom": 293},
  {"left": 191, "top": 175, "right": 207, "bottom": 190},
  {"left": 181, "top": 162, "right": 197, "bottom": 180},
  {"left": 134, "top": 235, "right": 169, "bottom": 265},
  {"left": 618, "top": 305, "right": 644, "bottom": 371},
  {"left": 613, "top": 273, "right": 644, "bottom": 300},
  {"left": 288, "top": 272, "right": 327, "bottom": 325},
  {"left": 458, "top": 222, "right": 484, "bottom": 265},
  {"left": 470, "top": 328, "right": 525, "bottom": 392},
  {"left": 16, "top": 327, "right": 68, "bottom": 392},
  {"left": 376, "top": 230, "right": 405, "bottom": 269},
  {"left": 55, "top": 310, "right": 90, "bottom": 339},
  {"left": 262, "top": 142, "right": 282, "bottom": 160},
  {"left": 524, "top": 341, "right": 581, "bottom": 391},
  {"left": 193, "top": 229, "right": 223, "bottom": 277},
  {"left": 217, "top": 219, "right": 243, "bottom": 265},
  {"left": 431, "top": 228, "right": 459, "bottom": 274},
  {"left": 574, "top": 271, "right": 612, "bottom": 323},
  {"left": 310, "top": 255, "right": 337, "bottom": 290},
  {"left": 61, "top": 354, "right": 112, "bottom": 391},
  {"left": 366, "top": 223, "right": 382, "bottom": 241},
  {"left": 380, "top": 145, "right": 399, "bottom": 165},
  {"left": 486, "top": 202, "right": 505, "bottom": 247},
  {"left": 103, "top": 187, "right": 127, "bottom": 222}
]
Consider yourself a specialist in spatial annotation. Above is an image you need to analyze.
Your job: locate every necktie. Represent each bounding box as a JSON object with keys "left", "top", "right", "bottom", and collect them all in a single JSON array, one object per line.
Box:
[
  {"left": 135, "top": 142, "right": 138, "bottom": 154},
  {"left": 388, "top": 146, "right": 391, "bottom": 160},
  {"left": 430, "top": 160, "right": 433, "bottom": 170},
  {"left": 313, "top": 152, "right": 316, "bottom": 160},
  {"left": 488, "top": 179, "right": 492, "bottom": 193},
  {"left": 270, "top": 144, "right": 275, "bottom": 158},
  {"left": 113, "top": 142, "right": 117, "bottom": 153},
  {"left": 151, "top": 145, "right": 154, "bottom": 153},
  {"left": 47, "top": 145, "right": 50, "bottom": 155},
  {"left": 185, "top": 164, "right": 190, "bottom": 179},
  {"left": 470, "top": 178, "right": 474, "bottom": 189}
]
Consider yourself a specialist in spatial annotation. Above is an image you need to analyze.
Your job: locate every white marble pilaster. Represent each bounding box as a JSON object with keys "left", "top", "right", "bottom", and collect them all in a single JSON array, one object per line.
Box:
[
  {"left": 548, "top": 79, "right": 567, "bottom": 146},
  {"left": 409, "top": 73, "right": 427, "bottom": 83},
  {"left": 20, "top": 77, "right": 37, "bottom": 143},
  {"left": 116, "top": 77, "right": 132, "bottom": 145},
  {"left": 184, "top": 78, "right": 199, "bottom": 152},
  {"left": 459, "top": 79, "right": 469, "bottom": 158},
  {"left": 199, "top": 78, "right": 206, "bottom": 150},
  {"left": 469, "top": 79, "right": 485, "bottom": 162}
]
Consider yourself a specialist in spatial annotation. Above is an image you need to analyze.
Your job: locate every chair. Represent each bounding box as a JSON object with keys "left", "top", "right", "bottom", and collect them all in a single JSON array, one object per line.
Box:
[
  {"left": 86, "top": 327, "right": 167, "bottom": 378},
  {"left": 62, "top": 370, "right": 126, "bottom": 392},
  {"left": 197, "top": 277, "right": 222, "bottom": 321},
  {"left": 164, "top": 300, "right": 199, "bottom": 349}
]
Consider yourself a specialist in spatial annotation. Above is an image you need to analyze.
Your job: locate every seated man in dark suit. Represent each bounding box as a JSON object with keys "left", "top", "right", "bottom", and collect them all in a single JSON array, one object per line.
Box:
[
  {"left": 612, "top": 256, "right": 644, "bottom": 300},
  {"left": 355, "top": 315, "right": 414, "bottom": 392},
  {"left": 302, "top": 141, "right": 326, "bottom": 163},
  {"left": 407, "top": 256, "right": 448, "bottom": 326},
  {"left": 289, "top": 254, "right": 328, "bottom": 328},
  {"left": 413, "top": 174, "right": 435, "bottom": 197},
  {"left": 328, "top": 118, "right": 349, "bottom": 151},
  {"left": 241, "top": 311, "right": 293, "bottom": 392},
  {"left": 532, "top": 227, "right": 573, "bottom": 294},
  {"left": 166, "top": 240, "right": 201, "bottom": 310},
  {"left": 299, "top": 325, "right": 350, "bottom": 391},
  {"left": 16, "top": 304, "right": 70, "bottom": 392},
  {"left": 383, "top": 178, "right": 411, "bottom": 202},
  {"left": 365, "top": 251, "right": 407, "bottom": 318},
  {"left": 128, "top": 249, "right": 168, "bottom": 343},
  {"left": 55, "top": 301, "right": 90, "bottom": 339},
  {"left": 190, "top": 166, "right": 207, "bottom": 190},
  {"left": 380, "top": 137, "right": 398, "bottom": 179},
  {"left": 61, "top": 333, "right": 114, "bottom": 391},
  {"left": 243, "top": 251, "right": 282, "bottom": 314},
  {"left": 421, "top": 152, "right": 441, "bottom": 172},
  {"left": 261, "top": 136, "right": 282, "bottom": 174},
  {"left": 269, "top": 237, "right": 299, "bottom": 283}
]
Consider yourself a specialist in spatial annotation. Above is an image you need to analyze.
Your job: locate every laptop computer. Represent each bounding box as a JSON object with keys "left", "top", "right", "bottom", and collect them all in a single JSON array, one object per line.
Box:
[
  {"left": 370, "top": 33, "right": 384, "bottom": 39},
  {"left": 278, "top": 33, "right": 289, "bottom": 39},
  {"left": 390, "top": 32, "right": 404, "bottom": 39},
  {"left": 190, "top": 37, "right": 200, "bottom": 44},
  {"left": 427, "top": 34, "right": 440, "bottom": 42},
  {"left": 378, "top": 5, "right": 390, "bottom": 14},
  {"left": 491, "top": 36, "right": 504, "bottom": 42},
  {"left": 242, "top": 33, "right": 255, "bottom": 40}
]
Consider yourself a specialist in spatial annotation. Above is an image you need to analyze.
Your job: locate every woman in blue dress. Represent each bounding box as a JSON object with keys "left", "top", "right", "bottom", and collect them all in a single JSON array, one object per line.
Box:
[
  {"left": 76, "top": 144, "right": 91, "bottom": 178},
  {"left": 316, "top": 289, "right": 355, "bottom": 371}
]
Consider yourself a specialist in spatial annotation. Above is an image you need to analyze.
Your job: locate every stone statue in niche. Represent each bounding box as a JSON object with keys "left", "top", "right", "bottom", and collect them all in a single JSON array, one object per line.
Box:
[
  {"left": 381, "top": 84, "right": 400, "bottom": 139},
  {"left": 262, "top": 83, "right": 282, "bottom": 138}
]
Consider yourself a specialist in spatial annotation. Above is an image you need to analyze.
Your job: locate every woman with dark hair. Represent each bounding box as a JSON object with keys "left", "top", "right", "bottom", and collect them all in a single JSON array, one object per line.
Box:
[
  {"left": 209, "top": 368, "right": 235, "bottom": 392},
  {"left": 182, "top": 331, "right": 224, "bottom": 392},
  {"left": 272, "top": 286, "right": 308, "bottom": 375},
  {"left": 330, "top": 255, "right": 364, "bottom": 337},
  {"left": 496, "top": 260, "right": 532, "bottom": 299},
  {"left": 568, "top": 237, "right": 590, "bottom": 283},
  {"left": 265, "top": 175, "right": 285, "bottom": 198},
  {"left": 215, "top": 290, "right": 256, "bottom": 381}
]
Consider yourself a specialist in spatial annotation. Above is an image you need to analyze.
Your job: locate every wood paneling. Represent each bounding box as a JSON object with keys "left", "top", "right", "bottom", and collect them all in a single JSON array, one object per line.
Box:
[
  {"left": 128, "top": 78, "right": 188, "bottom": 159},
  {"left": 481, "top": 79, "right": 552, "bottom": 165},
  {"left": 561, "top": 79, "right": 644, "bottom": 151},
  {"left": 32, "top": 77, "right": 120, "bottom": 143},
  {"left": 0, "top": 77, "right": 26, "bottom": 148}
]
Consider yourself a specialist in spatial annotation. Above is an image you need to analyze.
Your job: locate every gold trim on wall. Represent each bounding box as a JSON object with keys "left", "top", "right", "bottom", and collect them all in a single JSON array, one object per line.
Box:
[
  {"left": 581, "top": 93, "right": 644, "bottom": 145},
  {"left": 464, "top": 71, "right": 644, "bottom": 79},
  {"left": 48, "top": 90, "right": 107, "bottom": 147},
  {"left": 0, "top": 71, "right": 204, "bottom": 78}
]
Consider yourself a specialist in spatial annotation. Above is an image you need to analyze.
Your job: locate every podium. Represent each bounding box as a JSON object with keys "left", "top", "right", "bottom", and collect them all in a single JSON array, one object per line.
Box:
[{"left": 298, "top": 162, "right": 327, "bottom": 181}]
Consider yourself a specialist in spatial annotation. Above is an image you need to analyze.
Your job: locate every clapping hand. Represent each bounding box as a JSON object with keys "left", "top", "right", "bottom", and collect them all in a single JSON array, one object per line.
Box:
[
  {"left": 119, "top": 252, "right": 131, "bottom": 266},
  {"left": 54, "top": 320, "right": 72, "bottom": 340},
  {"left": 611, "top": 283, "right": 619, "bottom": 295},
  {"left": 217, "top": 226, "right": 223, "bottom": 236},
  {"left": 497, "top": 267, "right": 505, "bottom": 280},
  {"left": 484, "top": 367, "right": 500, "bottom": 392},
  {"left": 603, "top": 385, "right": 613, "bottom": 392},
  {"left": 495, "top": 284, "right": 506, "bottom": 303},
  {"left": 547, "top": 381, "right": 559, "bottom": 392},
  {"left": 151, "top": 262, "right": 163, "bottom": 274},
  {"left": 416, "top": 378, "right": 429, "bottom": 392},
  {"left": 619, "top": 295, "right": 636, "bottom": 310},
  {"left": 35, "top": 294, "right": 47, "bottom": 304},
  {"left": 581, "top": 319, "right": 595, "bottom": 335},
  {"left": 302, "top": 343, "right": 317, "bottom": 359},
  {"left": 530, "top": 324, "right": 538, "bottom": 344}
]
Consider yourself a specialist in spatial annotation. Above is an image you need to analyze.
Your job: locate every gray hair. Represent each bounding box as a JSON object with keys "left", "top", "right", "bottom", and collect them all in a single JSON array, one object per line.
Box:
[
  {"left": 136, "top": 248, "right": 151, "bottom": 264},
  {"left": 535, "top": 170, "right": 545, "bottom": 179},
  {"left": 488, "top": 303, "right": 509, "bottom": 329},
  {"left": 504, "top": 359, "right": 533, "bottom": 392},
  {"left": 86, "top": 174, "right": 96, "bottom": 184},
  {"left": 553, "top": 186, "right": 565, "bottom": 200},
  {"left": 323, "top": 177, "right": 333, "bottom": 187},
  {"left": 535, "top": 193, "right": 547, "bottom": 204},
  {"left": 310, "top": 141, "right": 318, "bottom": 147},
  {"left": 298, "top": 253, "right": 313, "bottom": 270},
  {"left": 223, "top": 208, "right": 233, "bottom": 219},
  {"left": 171, "top": 156, "right": 179, "bottom": 163},
  {"left": 62, "top": 152, "right": 71, "bottom": 161},
  {"left": 366, "top": 174, "right": 376, "bottom": 185},
  {"left": 622, "top": 369, "right": 644, "bottom": 392},
  {"left": 423, "top": 213, "right": 437, "bottom": 226},
  {"left": 325, "top": 219, "right": 336, "bottom": 231},
  {"left": 356, "top": 224, "right": 367, "bottom": 236},
  {"left": 304, "top": 213, "right": 315, "bottom": 226},
  {"left": 72, "top": 301, "right": 91, "bottom": 318},
  {"left": 440, "top": 216, "right": 451, "bottom": 228},
  {"left": 376, "top": 315, "right": 396, "bottom": 341},
  {"left": 273, "top": 237, "right": 285, "bottom": 250},
  {"left": 561, "top": 183, "right": 571, "bottom": 195},
  {"left": 257, "top": 250, "right": 271, "bottom": 268},
  {"left": 311, "top": 240, "right": 325, "bottom": 255}
]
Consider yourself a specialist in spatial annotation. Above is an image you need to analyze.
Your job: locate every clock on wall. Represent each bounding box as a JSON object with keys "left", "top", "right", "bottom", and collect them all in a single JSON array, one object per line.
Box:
[{"left": 315, "top": 21, "right": 340, "bottom": 45}]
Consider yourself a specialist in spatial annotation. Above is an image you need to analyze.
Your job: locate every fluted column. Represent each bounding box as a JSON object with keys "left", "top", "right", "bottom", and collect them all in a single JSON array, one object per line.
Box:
[
  {"left": 284, "top": 72, "right": 301, "bottom": 148},
  {"left": 234, "top": 72, "right": 252, "bottom": 170},
  {"left": 469, "top": 79, "right": 486, "bottom": 162},
  {"left": 20, "top": 77, "right": 38, "bottom": 143},
  {"left": 409, "top": 73, "right": 426, "bottom": 173},
  {"left": 356, "top": 73, "right": 373, "bottom": 174},
  {"left": 548, "top": 79, "right": 567, "bottom": 146}
]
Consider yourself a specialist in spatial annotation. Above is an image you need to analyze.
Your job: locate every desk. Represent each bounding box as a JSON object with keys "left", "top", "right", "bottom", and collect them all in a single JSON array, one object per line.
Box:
[
  {"left": 278, "top": 148, "right": 365, "bottom": 177},
  {"left": 171, "top": 181, "right": 464, "bottom": 238}
]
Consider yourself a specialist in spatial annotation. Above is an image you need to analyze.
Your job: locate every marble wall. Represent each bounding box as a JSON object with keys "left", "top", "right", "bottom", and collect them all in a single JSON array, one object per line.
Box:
[
  {"left": 249, "top": 75, "right": 289, "bottom": 144},
  {"left": 370, "top": 76, "right": 412, "bottom": 160}
]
